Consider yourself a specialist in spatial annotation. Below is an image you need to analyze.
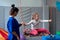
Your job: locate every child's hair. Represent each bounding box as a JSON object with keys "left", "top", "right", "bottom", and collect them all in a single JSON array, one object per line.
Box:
[
  {"left": 10, "top": 4, "right": 19, "bottom": 15},
  {"left": 32, "top": 12, "right": 39, "bottom": 19}
]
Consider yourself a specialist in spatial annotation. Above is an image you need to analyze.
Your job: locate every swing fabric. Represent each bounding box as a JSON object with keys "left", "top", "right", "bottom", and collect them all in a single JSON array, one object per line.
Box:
[
  {"left": 0, "top": 28, "right": 8, "bottom": 40},
  {"left": 24, "top": 28, "right": 50, "bottom": 36}
]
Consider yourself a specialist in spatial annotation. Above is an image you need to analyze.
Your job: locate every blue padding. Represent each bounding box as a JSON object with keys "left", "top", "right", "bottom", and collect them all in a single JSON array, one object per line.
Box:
[
  {"left": 41, "top": 35, "right": 51, "bottom": 40},
  {"left": 41, "top": 35, "right": 60, "bottom": 40},
  {"left": 54, "top": 35, "right": 60, "bottom": 40}
]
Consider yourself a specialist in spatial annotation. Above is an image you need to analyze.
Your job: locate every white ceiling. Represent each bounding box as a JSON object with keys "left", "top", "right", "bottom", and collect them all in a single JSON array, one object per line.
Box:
[{"left": 0, "top": 0, "right": 43, "bottom": 7}]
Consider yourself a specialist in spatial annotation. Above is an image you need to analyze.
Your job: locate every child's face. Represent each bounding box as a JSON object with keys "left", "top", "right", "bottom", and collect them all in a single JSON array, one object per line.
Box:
[{"left": 35, "top": 15, "right": 39, "bottom": 21}]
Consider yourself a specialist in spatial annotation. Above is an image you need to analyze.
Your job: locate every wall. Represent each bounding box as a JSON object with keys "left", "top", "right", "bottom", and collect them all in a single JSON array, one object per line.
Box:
[
  {"left": 0, "top": 6, "right": 5, "bottom": 29},
  {"left": 0, "top": 0, "right": 43, "bottom": 7}
]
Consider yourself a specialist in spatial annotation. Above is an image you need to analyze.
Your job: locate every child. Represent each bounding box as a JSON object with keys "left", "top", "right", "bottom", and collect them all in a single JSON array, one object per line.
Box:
[
  {"left": 24, "top": 12, "right": 51, "bottom": 30},
  {"left": 23, "top": 12, "right": 51, "bottom": 36},
  {"left": 7, "top": 4, "right": 24, "bottom": 40}
]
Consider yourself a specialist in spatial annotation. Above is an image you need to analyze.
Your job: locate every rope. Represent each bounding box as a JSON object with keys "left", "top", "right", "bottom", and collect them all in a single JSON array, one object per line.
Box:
[
  {"left": 48, "top": 0, "right": 53, "bottom": 20},
  {"left": 49, "top": 7, "right": 52, "bottom": 20},
  {"left": 20, "top": 0, "right": 24, "bottom": 21},
  {"left": 20, "top": 0, "right": 26, "bottom": 29}
]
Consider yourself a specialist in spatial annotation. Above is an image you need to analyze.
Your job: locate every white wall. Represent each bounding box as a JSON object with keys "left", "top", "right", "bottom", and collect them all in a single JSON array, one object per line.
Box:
[
  {"left": 0, "top": 0, "right": 43, "bottom": 7},
  {"left": 0, "top": 7, "right": 5, "bottom": 29}
]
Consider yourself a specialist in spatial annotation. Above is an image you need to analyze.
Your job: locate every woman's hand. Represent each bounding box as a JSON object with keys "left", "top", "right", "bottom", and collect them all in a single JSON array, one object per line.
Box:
[
  {"left": 12, "top": 31, "right": 20, "bottom": 40},
  {"left": 17, "top": 36, "right": 20, "bottom": 40},
  {"left": 21, "top": 21, "right": 26, "bottom": 26}
]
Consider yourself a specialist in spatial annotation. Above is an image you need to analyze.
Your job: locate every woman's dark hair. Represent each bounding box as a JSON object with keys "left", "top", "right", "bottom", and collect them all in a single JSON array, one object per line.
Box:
[{"left": 10, "top": 4, "right": 19, "bottom": 15}]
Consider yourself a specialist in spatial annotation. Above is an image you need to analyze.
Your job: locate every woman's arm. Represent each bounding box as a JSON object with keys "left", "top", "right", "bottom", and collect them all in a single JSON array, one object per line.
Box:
[
  {"left": 12, "top": 31, "right": 20, "bottom": 40},
  {"left": 18, "top": 24, "right": 22, "bottom": 27}
]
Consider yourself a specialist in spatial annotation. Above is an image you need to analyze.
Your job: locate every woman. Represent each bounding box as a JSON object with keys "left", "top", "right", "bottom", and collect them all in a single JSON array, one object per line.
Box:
[{"left": 7, "top": 4, "right": 22, "bottom": 40}]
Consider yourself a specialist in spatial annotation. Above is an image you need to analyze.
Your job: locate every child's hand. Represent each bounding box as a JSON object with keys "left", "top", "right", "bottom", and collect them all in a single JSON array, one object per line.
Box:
[
  {"left": 21, "top": 22, "right": 26, "bottom": 26},
  {"left": 49, "top": 19, "right": 52, "bottom": 22},
  {"left": 50, "top": 19, "right": 52, "bottom": 22}
]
